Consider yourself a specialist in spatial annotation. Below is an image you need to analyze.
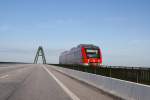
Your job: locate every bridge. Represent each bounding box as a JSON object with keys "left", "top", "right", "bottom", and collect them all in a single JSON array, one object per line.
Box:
[{"left": 0, "top": 47, "right": 149, "bottom": 100}]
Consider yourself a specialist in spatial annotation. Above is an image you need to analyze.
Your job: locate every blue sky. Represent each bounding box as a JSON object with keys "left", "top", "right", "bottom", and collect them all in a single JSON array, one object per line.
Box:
[{"left": 0, "top": 0, "right": 150, "bottom": 66}]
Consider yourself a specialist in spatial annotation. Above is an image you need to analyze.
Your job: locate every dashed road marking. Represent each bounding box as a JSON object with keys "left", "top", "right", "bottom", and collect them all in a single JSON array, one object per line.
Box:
[{"left": 42, "top": 65, "right": 80, "bottom": 100}]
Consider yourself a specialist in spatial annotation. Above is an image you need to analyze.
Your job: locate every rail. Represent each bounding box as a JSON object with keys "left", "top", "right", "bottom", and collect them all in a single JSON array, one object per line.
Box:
[{"left": 50, "top": 64, "right": 150, "bottom": 85}]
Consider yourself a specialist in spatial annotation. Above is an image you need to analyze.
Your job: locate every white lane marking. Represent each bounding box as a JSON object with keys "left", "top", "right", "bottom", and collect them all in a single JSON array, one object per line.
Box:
[
  {"left": 42, "top": 65, "right": 80, "bottom": 100},
  {"left": 0, "top": 75, "right": 9, "bottom": 79}
]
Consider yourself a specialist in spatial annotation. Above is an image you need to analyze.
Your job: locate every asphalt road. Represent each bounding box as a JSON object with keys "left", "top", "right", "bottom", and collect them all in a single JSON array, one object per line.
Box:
[{"left": 0, "top": 64, "right": 116, "bottom": 100}]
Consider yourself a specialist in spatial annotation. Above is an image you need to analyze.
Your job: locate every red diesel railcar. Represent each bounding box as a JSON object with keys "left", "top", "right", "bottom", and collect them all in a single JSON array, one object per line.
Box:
[{"left": 59, "top": 44, "right": 102, "bottom": 66}]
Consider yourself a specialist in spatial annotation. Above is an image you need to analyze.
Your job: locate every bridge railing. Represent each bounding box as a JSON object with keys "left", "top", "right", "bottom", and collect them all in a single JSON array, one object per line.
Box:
[
  {"left": 50, "top": 64, "right": 150, "bottom": 85},
  {"left": 50, "top": 65, "right": 150, "bottom": 100}
]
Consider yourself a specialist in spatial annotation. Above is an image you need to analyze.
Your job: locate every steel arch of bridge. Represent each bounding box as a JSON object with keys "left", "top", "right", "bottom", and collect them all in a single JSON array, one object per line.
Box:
[{"left": 34, "top": 46, "right": 46, "bottom": 64}]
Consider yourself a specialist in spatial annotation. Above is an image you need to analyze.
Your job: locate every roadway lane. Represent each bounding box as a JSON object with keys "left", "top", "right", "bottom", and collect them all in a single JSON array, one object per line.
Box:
[
  {"left": 9, "top": 64, "right": 72, "bottom": 100},
  {"left": 0, "top": 64, "right": 116, "bottom": 100},
  {"left": 0, "top": 64, "right": 71, "bottom": 100},
  {"left": 45, "top": 65, "right": 116, "bottom": 100},
  {"left": 0, "top": 64, "right": 27, "bottom": 75},
  {"left": 0, "top": 64, "right": 34, "bottom": 100}
]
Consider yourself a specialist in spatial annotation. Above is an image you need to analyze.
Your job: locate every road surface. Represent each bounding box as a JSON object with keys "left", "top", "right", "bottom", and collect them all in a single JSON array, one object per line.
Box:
[{"left": 0, "top": 64, "right": 117, "bottom": 100}]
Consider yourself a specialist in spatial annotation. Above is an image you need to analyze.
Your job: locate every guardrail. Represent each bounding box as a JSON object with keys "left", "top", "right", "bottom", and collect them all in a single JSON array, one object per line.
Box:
[
  {"left": 50, "top": 64, "right": 150, "bottom": 85},
  {"left": 50, "top": 65, "right": 150, "bottom": 100}
]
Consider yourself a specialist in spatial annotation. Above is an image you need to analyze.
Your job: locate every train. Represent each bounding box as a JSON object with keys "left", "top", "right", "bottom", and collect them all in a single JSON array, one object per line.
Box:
[{"left": 59, "top": 44, "right": 102, "bottom": 66}]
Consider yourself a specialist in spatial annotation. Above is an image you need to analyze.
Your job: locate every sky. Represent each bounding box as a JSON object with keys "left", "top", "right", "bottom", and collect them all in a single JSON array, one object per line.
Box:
[{"left": 0, "top": 0, "right": 150, "bottom": 67}]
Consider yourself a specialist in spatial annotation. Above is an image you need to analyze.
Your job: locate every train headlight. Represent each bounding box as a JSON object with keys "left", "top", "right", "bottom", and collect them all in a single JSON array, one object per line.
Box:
[
  {"left": 88, "top": 59, "right": 89, "bottom": 63},
  {"left": 93, "top": 59, "right": 95, "bottom": 62}
]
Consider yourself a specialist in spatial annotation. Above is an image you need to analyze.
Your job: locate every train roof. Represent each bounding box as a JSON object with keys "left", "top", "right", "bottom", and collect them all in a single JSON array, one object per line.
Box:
[
  {"left": 60, "top": 51, "right": 68, "bottom": 55},
  {"left": 60, "top": 44, "right": 100, "bottom": 56},
  {"left": 77, "top": 44, "right": 99, "bottom": 48}
]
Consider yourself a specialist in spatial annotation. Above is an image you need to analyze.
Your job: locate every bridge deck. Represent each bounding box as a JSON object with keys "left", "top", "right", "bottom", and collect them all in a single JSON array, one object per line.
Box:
[{"left": 0, "top": 64, "right": 115, "bottom": 100}]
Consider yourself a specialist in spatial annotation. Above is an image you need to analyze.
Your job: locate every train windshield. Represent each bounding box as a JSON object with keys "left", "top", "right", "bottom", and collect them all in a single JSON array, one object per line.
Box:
[{"left": 85, "top": 49, "right": 100, "bottom": 58}]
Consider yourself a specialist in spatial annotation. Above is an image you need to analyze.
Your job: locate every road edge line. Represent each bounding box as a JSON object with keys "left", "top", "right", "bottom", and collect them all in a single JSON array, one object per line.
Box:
[
  {"left": 49, "top": 65, "right": 124, "bottom": 100},
  {"left": 42, "top": 65, "right": 80, "bottom": 100}
]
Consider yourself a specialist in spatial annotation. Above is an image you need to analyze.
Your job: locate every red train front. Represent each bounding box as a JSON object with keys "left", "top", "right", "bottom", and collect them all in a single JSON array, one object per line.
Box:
[{"left": 81, "top": 46, "right": 102, "bottom": 66}]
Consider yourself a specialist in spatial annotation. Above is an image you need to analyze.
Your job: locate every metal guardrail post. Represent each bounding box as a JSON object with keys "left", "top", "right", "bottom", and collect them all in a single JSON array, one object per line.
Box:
[
  {"left": 136, "top": 70, "right": 139, "bottom": 83},
  {"left": 109, "top": 66, "right": 112, "bottom": 77},
  {"left": 94, "top": 67, "right": 96, "bottom": 74},
  {"left": 149, "top": 69, "right": 150, "bottom": 82}
]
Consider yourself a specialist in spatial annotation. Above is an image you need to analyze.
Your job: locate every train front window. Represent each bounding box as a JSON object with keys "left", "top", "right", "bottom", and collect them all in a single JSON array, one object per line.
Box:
[{"left": 85, "top": 49, "right": 100, "bottom": 58}]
